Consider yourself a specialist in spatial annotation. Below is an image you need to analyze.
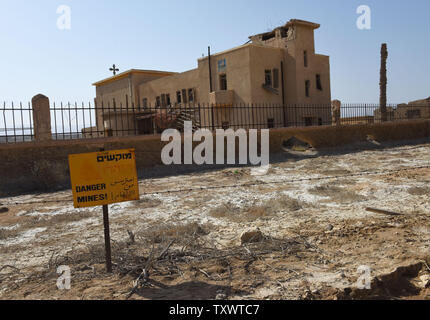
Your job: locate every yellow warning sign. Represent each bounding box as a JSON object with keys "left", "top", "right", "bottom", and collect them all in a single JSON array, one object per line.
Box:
[{"left": 69, "top": 149, "right": 139, "bottom": 208}]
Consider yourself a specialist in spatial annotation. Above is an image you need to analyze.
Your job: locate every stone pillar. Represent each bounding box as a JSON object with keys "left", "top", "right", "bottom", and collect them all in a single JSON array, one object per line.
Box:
[
  {"left": 331, "top": 100, "right": 341, "bottom": 126},
  {"left": 32, "top": 94, "right": 52, "bottom": 141}
]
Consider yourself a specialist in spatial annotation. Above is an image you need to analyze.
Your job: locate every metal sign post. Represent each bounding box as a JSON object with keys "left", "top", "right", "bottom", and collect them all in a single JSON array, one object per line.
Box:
[
  {"left": 102, "top": 204, "right": 113, "bottom": 273},
  {"left": 100, "top": 148, "right": 112, "bottom": 273}
]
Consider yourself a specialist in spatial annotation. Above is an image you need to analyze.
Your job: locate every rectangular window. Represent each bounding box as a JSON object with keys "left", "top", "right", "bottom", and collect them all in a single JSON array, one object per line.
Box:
[
  {"left": 318, "top": 118, "right": 323, "bottom": 126},
  {"left": 188, "top": 89, "right": 194, "bottom": 102},
  {"left": 268, "top": 118, "right": 275, "bottom": 128},
  {"left": 264, "top": 70, "right": 272, "bottom": 87},
  {"left": 161, "top": 94, "right": 166, "bottom": 107},
  {"left": 218, "top": 59, "right": 226, "bottom": 72},
  {"left": 176, "top": 91, "right": 182, "bottom": 104},
  {"left": 182, "top": 89, "right": 188, "bottom": 103},
  {"left": 166, "top": 94, "right": 171, "bottom": 106},
  {"left": 304, "top": 51, "right": 308, "bottom": 67},
  {"left": 156, "top": 96, "right": 161, "bottom": 107},
  {"left": 142, "top": 98, "right": 148, "bottom": 108},
  {"left": 219, "top": 74, "right": 227, "bottom": 91},
  {"left": 273, "top": 69, "right": 279, "bottom": 88},
  {"left": 304, "top": 117, "right": 313, "bottom": 126},
  {"left": 316, "top": 74, "right": 322, "bottom": 91},
  {"left": 305, "top": 80, "right": 310, "bottom": 97}
]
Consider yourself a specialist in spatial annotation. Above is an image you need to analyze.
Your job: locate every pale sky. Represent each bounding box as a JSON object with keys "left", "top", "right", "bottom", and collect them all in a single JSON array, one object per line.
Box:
[{"left": 0, "top": 0, "right": 429, "bottom": 104}]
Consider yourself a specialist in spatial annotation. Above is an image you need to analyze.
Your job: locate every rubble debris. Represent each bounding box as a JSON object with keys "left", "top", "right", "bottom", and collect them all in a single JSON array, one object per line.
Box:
[
  {"left": 241, "top": 229, "right": 264, "bottom": 245},
  {"left": 366, "top": 135, "right": 381, "bottom": 146},
  {"left": 335, "top": 262, "right": 424, "bottom": 300},
  {"left": 216, "top": 292, "right": 227, "bottom": 300},
  {"left": 419, "top": 275, "right": 430, "bottom": 289},
  {"left": 283, "top": 136, "right": 312, "bottom": 151}
]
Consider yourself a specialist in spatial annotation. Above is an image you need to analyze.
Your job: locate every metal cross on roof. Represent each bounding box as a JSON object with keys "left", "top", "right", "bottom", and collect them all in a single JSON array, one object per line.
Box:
[{"left": 109, "top": 64, "right": 119, "bottom": 76}]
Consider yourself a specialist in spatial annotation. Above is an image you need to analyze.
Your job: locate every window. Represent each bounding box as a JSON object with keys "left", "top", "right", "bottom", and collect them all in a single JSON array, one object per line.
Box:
[
  {"left": 161, "top": 94, "right": 166, "bottom": 107},
  {"left": 188, "top": 89, "right": 194, "bottom": 102},
  {"left": 304, "top": 117, "right": 313, "bottom": 126},
  {"left": 264, "top": 70, "right": 272, "bottom": 87},
  {"left": 166, "top": 94, "right": 171, "bottom": 106},
  {"left": 156, "top": 96, "right": 161, "bottom": 107},
  {"left": 280, "top": 27, "right": 288, "bottom": 38},
  {"left": 273, "top": 69, "right": 279, "bottom": 88},
  {"left": 222, "top": 122, "right": 230, "bottom": 130},
  {"left": 305, "top": 80, "right": 311, "bottom": 97},
  {"left": 176, "top": 91, "right": 182, "bottom": 104},
  {"left": 218, "top": 59, "right": 226, "bottom": 72},
  {"left": 142, "top": 98, "right": 148, "bottom": 108},
  {"left": 304, "top": 51, "right": 308, "bottom": 67},
  {"left": 182, "top": 89, "right": 188, "bottom": 103},
  {"left": 268, "top": 118, "right": 275, "bottom": 128},
  {"left": 316, "top": 74, "right": 322, "bottom": 91},
  {"left": 318, "top": 118, "right": 323, "bottom": 126},
  {"left": 219, "top": 74, "right": 227, "bottom": 91}
]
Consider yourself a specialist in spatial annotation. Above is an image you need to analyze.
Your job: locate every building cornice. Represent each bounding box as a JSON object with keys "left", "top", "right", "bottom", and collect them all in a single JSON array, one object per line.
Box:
[{"left": 93, "top": 69, "right": 176, "bottom": 87}]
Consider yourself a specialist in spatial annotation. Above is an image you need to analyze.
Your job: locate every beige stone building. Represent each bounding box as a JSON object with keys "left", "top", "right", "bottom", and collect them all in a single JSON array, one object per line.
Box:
[
  {"left": 374, "top": 97, "right": 430, "bottom": 122},
  {"left": 92, "top": 19, "right": 331, "bottom": 136}
]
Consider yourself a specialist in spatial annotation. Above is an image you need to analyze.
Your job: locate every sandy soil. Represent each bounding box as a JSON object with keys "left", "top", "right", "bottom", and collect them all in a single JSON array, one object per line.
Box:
[{"left": 1, "top": 140, "right": 430, "bottom": 300}]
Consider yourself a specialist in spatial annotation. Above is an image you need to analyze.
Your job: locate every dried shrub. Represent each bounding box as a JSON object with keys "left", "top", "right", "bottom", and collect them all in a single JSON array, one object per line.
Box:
[
  {"left": 133, "top": 197, "right": 162, "bottom": 209},
  {"left": 138, "top": 222, "right": 210, "bottom": 245},
  {"left": 0, "top": 244, "right": 26, "bottom": 254},
  {"left": 0, "top": 228, "right": 20, "bottom": 240},
  {"left": 209, "top": 203, "right": 241, "bottom": 219},
  {"left": 210, "top": 194, "right": 304, "bottom": 222},
  {"left": 408, "top": 187, "right": 430, "bottom": 196},
  {"left": 309, "top": 184, "right": 365, "bottom": 203}
]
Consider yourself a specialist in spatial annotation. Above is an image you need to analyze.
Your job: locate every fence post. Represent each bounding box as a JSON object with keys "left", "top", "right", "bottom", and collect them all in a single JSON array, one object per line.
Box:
[
  {"left": 331, "top": 100, "right": 341, "bottom": 126},
  {"left": 32, "top": 94, "right": 52, "bottom": 141}
]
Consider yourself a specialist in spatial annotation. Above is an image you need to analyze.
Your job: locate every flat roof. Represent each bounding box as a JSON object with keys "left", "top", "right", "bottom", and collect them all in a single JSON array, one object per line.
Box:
[
  {"left": 198, "top": 43, "right": 283, "bottom": 62},
  {"left": 92, "top": 69, "right": 176, "bottom": 87},
  {"left": 286, "top": 19, "right": 320, "bottom": 29},
  {"left": 249, "top": 19, "right": 320, "bottom": 39}
]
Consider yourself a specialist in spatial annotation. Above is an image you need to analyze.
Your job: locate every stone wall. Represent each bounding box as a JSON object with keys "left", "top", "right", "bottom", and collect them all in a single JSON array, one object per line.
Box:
[{"left": 1, "top": 119, "right": 430, "bottom": 197}]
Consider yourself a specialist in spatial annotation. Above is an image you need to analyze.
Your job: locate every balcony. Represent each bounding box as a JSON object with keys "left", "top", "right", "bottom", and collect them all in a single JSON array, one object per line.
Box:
[{"left": 209, "top": 90, "right": 235, "bottom": 107}]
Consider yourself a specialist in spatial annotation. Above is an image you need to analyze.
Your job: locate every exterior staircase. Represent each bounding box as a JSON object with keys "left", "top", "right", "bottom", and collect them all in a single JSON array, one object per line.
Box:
[{"left": 174, "top": 109, "right": 201, "bottom": 132}]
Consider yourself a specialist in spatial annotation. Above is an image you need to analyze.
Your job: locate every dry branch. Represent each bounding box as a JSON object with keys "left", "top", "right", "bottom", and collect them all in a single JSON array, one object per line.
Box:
[
  {"left": 366, "top": 208, "right": 402, "bottom": 216},
  {"left": 158, "top": 239, "right": 175, "bottom": 260},
  {"left": 0, "top": 265, "right": 20, "bottom": 273}
]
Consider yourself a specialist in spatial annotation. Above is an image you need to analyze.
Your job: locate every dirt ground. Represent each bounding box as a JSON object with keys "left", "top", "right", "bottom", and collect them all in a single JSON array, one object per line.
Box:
[{"left": 1, "top": 140, "right": 430, "bottom": 300}]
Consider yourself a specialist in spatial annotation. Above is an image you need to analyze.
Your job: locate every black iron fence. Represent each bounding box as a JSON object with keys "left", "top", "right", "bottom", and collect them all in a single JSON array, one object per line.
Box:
[
  {"left": 1, "top": 102, "right": 34, "bottom": 143},
  {"left": 1, "top": 101, "right": 429, "bottom": 144}
]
